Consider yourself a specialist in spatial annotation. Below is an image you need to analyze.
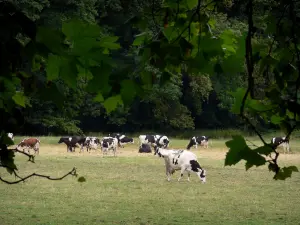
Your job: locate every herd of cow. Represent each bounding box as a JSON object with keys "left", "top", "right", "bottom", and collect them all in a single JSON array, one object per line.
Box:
[{"left": 4, "top": 133, "right": 291, "bottom": 183}]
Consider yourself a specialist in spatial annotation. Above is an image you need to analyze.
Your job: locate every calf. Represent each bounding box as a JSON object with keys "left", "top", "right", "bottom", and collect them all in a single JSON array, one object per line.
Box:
[
  {"left": 85, "top": 137, "right": 100, "bottom": 152},
  {"left": 187, "top": 136, "right": 209, "bottom": 150},
  {"left": 58, "top": 136, "right": 86, "bottom": 152},
  {"left": 138, "top": 144, "right": 152, "bottom": 153},
  {"left": 154, "top": 146, "right": 206, "bottom": 183},
  {"left": 100, "top": 137, "right": 118, "bottom": 156},
  {"left": 271, "top": 137, "right": 290, "bottom": 154},
  {"left": 17, "top": 137, "right": 40, "bottom": 155}
]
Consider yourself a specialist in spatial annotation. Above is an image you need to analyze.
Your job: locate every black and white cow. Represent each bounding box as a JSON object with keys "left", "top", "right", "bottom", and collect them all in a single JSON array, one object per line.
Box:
[
  {"left": 110, "top": 133, "right": 134, "bottom": 148},
  {"left": 271, "top": 137, "right": 290, "bottom": 154},
  {"left": 85, "top": 137, "right": 100, "bottom": 152},
  {"left": 155, "top": 135, "right": 169, "bottom": 148},
  {"left": 100, "top": 137, "right": 118, "bottom": 156},
  {"left": 154, "top": 146, "right": 206, "bottom": 183},
  {"left": 138, "top": 144, "right": 152, "bottom": 153},
  {"left": 139, "top": 134, "right": 169, "bottom": 149},
  {"left": 187, "top": 136, "right": 209, "bottom": 150},
  {"left": 58, "top": 136, "right": 86, "bottom": 152},
  {"left": 139, "top": 135, "right": 157, "bottom": 147},
  {"left": 7, "top": 133, "right": 14, "bottom": 141}
]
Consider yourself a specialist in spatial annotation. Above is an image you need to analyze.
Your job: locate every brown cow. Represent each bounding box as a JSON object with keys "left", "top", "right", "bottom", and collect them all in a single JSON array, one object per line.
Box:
[{"left": 17, "top": 138, "right": 40, "bottom": 155}]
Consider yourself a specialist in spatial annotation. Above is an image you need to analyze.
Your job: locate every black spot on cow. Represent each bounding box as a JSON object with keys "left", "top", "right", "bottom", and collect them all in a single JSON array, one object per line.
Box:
[
  {"left": 190, "top": 160, "right": 202, "bottom": 172},
  {"left": 145, "top": 135, "right": 156, "bottom": 144}
]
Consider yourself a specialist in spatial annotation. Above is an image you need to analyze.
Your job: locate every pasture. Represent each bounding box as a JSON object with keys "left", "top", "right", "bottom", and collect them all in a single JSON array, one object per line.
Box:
[{"left": 1, "top": 135, "right": 300, "bottom": 225}]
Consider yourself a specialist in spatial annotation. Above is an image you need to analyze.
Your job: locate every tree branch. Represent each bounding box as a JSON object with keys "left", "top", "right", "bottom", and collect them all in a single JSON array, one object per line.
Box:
[{"left": 0, "top": 167, "right": 77, "bottom": 184}]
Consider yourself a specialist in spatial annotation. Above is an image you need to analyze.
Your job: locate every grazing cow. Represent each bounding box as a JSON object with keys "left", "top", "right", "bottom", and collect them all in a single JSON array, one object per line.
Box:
[
  {"left": 154, "top": 146, "right": 206, "bottom": 183},
  {"left": 58, "top": 136, "right": 86, "bottom": 152},
  {"left": 109, "top": 133, "right": 134, "bottom": 148},
  {"left": 271, "top": 137, "right": 290, "bottom": 154},
  {"left": 187, "top": 136, "right": 209, "bottom": 150},
  {"left": 17, "top": 137, "right": 40, "bottom": 155},
  {"left": 7, "top": 133, "right": 14, "bottom": 141},
  {"left": 85, "top": 137, "right": 100, "bottom": 152},
  {"left": 138, "top": 144, "right": 152, "bottom": 153},
  {"left": 100, "top": 137, "right": 118, "bottom": 156}
]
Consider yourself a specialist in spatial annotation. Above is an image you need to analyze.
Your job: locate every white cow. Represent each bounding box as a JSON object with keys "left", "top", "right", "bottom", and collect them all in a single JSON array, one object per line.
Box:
[
  {"left": 154, "top": 146, "right": 206, "bottom": 183},
  {"left": 100, "top": 137, "right": 118, "bottom": 156}
]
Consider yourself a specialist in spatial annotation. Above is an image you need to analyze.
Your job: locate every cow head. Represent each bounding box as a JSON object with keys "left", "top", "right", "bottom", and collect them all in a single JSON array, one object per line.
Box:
[
  {"left": 154, "top": 145, "right": 164, "bottom": 158},
  {"left": 199, "top": 169, "right": 206, "bottom": 184},
  {"left": 58, "top": 138, "right": 64, "bottom": 144}
]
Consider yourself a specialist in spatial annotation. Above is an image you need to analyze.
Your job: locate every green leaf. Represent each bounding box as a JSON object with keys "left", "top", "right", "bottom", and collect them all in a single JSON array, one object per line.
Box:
[
  {"left": 186, "top": 0, "right": 198, "bottom": 9},
  {"left": 225, "top": 135, "right": 248, "bottom": 166},
  {"left": 132, "top": 34, "right": 146, "bottom": 46},
  {"left": 103, "top": 95, "right": 123, "bottom": 114},
  {"left": 253, "top": 145, "right": 273, "bottom": 156},
  {"left": 248, "top": 99, "right": 273, "bottom": 112},
  {"left": 225, "top": 135, "right": 266, "bottom": 170},
  {"left": 120, "top": 80, "right": 137, "bottom": 104},
  {"left": 163, "top": 27, "right": 179, "bottom": 42},
  {"left": 62, "top": 19, "right": 101, "bottom": 39},
  {"left": 270, "top": 114, "right": 284, "bottom": 125},
  {"left": 99, "top": 36, "right": 120, "bottom": 49},
  {"left": 274, "top": 166, "right": 299, "bottom": 180},
  {"left": 59, "top": 58, "right": 78, "bottom": 89},
  {"left": 12, "top": 92, "right": 27, "bottom": 107},
  {"left": 229, "top": 88, "right": 249, "bottom": 114},
  {"left": 87, "top": 65, "right": 112, "bottom": 94},
  {"left": 93, "top": 93, "right": 104, "bottom": 102},
  {"left": 36, "top": 26, "right": 65, "bottom": 54},
  {"left": 77, "top": 176, "right": 86, "bottom": 182},
  {"left": 46, "top": 54, "right": 61, "bottom": 81}
]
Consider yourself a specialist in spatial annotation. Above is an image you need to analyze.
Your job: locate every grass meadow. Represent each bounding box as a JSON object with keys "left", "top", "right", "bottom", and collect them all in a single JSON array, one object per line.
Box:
[{"left": 1, "top": 133, "right": 300, "bottom": 225}]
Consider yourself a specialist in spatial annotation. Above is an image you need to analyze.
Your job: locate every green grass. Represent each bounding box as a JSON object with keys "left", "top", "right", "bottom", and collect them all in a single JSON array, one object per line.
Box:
[{"left": 1, "top": 137, "right": 300, "bottom": 225}]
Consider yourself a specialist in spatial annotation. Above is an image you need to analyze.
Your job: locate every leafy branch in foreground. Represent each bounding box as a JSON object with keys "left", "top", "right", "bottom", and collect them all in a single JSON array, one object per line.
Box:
[{"left": 224, "top": 0, "right": 300, "bottom": 180}]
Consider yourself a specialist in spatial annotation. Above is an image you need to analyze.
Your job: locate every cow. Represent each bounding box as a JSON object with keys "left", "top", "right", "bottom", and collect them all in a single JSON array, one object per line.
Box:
[
  {"left": 7, "top": 133, "right": 14, "bottom": 141},
  {"left": 138, "top": 135, "right": 157, "bottom": 147},
  {"left": 16, "top": 137, "right": 40, "bottom": 155},
  {"left": 155, "top": 135, "right": 169, "bottom": 148},
  {"left": 138, "top": 144, "right": 152, "bottom": 153},
  {"left": 139, "top": 134, "right": 169, "bottom": 148},
  {"left": 85, "top": 137, "right": 100, "bottom": 152},
  {"left": 58, "top": 136, "right": 86, "bottom": 152},
  {"left": 187, "top": 136, "right": 209, "bottom": 150},
  {"left": 100, "top": 137, "right": 118, "bottom": 156},
  {"left": 271, "top": 137, "right": 290, "bottom": 154},
  {"left": 154, "top": 146, "right": 206, "bottom": 183},
  {"left": 109, "top": 133, "right": 134, "bottom": 148}
]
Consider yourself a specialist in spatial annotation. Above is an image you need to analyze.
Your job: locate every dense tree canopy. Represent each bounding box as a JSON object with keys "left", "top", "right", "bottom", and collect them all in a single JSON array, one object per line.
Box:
[{"left": 1, "top": 0, "right": 300, "bottom": 183}]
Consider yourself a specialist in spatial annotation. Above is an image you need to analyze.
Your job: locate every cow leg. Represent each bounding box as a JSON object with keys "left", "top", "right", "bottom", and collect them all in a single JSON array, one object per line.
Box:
[
  {"left": 187, "top": 172, "right": 191, "bottom": 182},
  {"left": 178, "top": 167, "right": 187, "bottom": 182}
]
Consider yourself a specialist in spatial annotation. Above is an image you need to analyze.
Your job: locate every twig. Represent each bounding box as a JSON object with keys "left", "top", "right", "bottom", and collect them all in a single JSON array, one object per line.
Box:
[{"left": 0, "top": 167, "right": 77, "bottom": 184}]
